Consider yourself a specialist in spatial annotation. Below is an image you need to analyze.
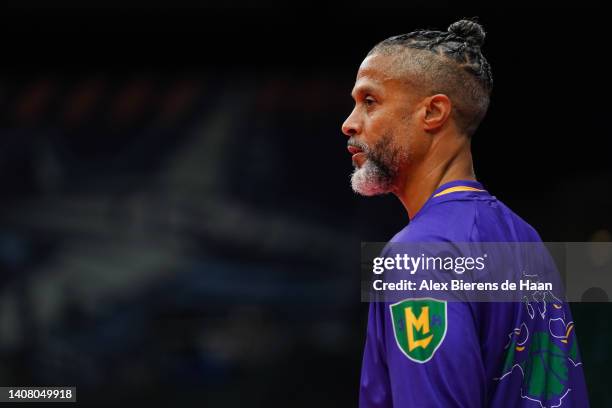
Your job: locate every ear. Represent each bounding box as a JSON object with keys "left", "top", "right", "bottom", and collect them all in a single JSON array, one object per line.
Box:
[{"left": 423, "top": 94, "right": 452, "bottom": 132}]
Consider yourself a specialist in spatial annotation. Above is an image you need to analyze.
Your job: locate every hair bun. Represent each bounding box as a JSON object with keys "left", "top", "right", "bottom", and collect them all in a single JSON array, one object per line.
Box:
[{"left": 448, "top": 19, "right": 486, "bottom": 47}]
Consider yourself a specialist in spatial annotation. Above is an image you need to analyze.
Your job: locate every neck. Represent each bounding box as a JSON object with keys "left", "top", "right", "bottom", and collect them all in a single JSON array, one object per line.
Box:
[{"left": 394, "top": 134, "right": 475, "bottom": 220}]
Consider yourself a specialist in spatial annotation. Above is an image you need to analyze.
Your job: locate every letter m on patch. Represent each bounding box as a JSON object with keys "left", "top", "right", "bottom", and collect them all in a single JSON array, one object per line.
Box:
[{"left": 406, "top": 306, "right": 433, "bottom": 351}]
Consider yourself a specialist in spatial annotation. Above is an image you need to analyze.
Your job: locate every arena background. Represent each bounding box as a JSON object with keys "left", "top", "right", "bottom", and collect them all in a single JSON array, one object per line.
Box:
[{"left": 0, "top": 5, "right": 609, "bottom": 407}]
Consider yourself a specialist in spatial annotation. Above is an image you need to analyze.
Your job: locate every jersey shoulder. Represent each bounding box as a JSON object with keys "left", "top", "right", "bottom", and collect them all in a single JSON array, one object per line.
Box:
[{"left": 391, "top": 194, "right": 542, "bottom": 244}]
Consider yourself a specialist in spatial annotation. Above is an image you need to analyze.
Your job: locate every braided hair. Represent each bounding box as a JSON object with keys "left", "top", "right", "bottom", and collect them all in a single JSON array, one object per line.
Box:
[{"left": 369, "top": 19, "right": 493, "bottom": 137}]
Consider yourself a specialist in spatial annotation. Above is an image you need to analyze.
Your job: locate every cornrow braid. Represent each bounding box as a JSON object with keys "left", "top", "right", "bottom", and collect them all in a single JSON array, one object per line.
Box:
[{"left": 369, "top": 18, "right": 493, "bottom": 136}]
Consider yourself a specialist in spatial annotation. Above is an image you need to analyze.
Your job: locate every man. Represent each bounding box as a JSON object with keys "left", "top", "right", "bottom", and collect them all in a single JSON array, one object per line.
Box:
[{"left": 342, "top": 19, "right": 589, "bottom": 407}]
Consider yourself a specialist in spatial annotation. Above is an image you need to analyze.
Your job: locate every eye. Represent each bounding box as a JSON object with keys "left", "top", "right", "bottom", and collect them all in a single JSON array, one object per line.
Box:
[{"left": 364, "top": 96, "right": 376, "bottom": 107}]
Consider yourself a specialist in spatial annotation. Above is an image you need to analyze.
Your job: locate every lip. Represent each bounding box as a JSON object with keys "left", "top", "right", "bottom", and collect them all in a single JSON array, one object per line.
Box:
[
  {"left": 347, "top": 145, "right": 363, "bottom": 155},
  {"left": 351, "top": 152, "right": 367, "bottom": 167}
]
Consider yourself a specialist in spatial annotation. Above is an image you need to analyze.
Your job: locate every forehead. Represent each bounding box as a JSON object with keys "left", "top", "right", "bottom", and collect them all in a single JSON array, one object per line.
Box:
[
  {"left": 351, "top": 53, "right": 405, "bottom": 96},
  {"left": 358, "top": 53, "right": 399, "bottom": 79}
]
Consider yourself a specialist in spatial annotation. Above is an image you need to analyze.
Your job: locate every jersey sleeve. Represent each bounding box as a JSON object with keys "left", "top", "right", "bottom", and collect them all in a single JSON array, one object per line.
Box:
[
  {"left": 360, "top": 300, "right": 487, "bottom": 407},
  {"left": 360, "top": 302, "right": 393, "bottom": 408}
]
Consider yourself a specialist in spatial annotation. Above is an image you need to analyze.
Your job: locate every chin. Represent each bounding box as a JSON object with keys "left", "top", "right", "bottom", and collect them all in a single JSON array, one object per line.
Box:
[{"left": 351, "top": 166, "right": 392, "bottom": 196}]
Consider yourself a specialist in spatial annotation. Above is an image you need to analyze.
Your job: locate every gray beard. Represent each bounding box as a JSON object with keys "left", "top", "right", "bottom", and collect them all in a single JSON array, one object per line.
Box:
[{"left": 350, "top": 133, "right": 403, "bottom": 196}]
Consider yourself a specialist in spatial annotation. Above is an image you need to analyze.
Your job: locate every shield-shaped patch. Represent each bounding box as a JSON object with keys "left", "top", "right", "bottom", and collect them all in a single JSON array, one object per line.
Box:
[{"left": 389, "top": 298, "right": 447, "bottom": 363}]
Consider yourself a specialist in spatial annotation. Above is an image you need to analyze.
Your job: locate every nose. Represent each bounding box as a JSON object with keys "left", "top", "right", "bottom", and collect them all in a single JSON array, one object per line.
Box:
[{"left": 341, "top": 108, "right": 361, "bottom": 138}]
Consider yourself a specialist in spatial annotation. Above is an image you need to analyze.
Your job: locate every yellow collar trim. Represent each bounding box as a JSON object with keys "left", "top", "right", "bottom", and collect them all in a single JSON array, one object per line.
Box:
[{"left": 433, "top": 186, "right": 486, "bottom": 198}]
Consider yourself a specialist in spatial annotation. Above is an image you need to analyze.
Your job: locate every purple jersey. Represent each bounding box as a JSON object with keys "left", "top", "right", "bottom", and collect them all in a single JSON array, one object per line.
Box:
[{"left": 360, "top": 180, "right": 589, "bottom": 407}]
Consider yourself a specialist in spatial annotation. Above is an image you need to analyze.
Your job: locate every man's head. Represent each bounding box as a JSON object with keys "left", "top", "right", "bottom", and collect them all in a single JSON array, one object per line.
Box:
[{"left": 342, "top": 19, "right": 493, "bottom": 196}]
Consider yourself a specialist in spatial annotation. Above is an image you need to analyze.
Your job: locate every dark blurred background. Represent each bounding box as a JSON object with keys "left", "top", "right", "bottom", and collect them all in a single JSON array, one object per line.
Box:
[{"left": 0, "top": 4, "right": 610, "bottom": 407}]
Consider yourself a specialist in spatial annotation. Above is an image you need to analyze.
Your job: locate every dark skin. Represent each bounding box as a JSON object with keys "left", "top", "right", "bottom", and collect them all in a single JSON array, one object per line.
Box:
[{"left": 342, "top": 52, "right": 476, "bottom": 219}]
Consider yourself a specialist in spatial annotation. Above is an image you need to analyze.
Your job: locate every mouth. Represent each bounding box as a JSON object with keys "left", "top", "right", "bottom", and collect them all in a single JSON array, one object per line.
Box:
[
  {"left": 347, "top": 144, "right": 367, "bottom": 167},
  {"left": 347, "top": 145, "right": 363, "bottom": 155}
]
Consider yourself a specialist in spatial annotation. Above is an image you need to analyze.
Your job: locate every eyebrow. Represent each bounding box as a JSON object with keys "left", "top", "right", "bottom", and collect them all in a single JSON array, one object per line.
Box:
[{"left": 351, "top": 84, "right": 380, "bottom": 100}]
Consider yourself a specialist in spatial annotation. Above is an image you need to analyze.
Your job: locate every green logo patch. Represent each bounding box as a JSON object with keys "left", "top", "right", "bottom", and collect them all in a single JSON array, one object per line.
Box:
[{"left": 389, "top": 298, "right": 447, "bottom": 363}]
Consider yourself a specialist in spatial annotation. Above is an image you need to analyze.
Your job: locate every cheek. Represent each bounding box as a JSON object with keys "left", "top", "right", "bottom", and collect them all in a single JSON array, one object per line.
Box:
[
  {"left": 390, "top": 121, "right": 430, "bottom": 160},
  {"left": 402, "top": 125, "right": 431, "bottom": 158},
  {"left": 363, "top": 112, "right": 393, "bottom": 143}
]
